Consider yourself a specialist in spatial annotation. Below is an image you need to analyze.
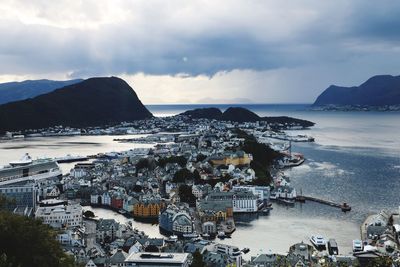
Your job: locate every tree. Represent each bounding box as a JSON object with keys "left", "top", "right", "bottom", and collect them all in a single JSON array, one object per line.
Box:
[
  {"left": 83, "top": 210, "right": 95, "bottom": 218},
  {"left": 364, "top": 256, "right": 393, "bottom": 267},
  {"left": 157, "top": 156, "right": 187, "bottom": 168},
  {"left": 173, "top": 169, "right": 192, "bottom": 183},
  {"left": 196, "top": 154, "right": 207, "bottom": 162},
  {"left": 190, "top": 250, "right": 205, "bottom": 267},
  {"left": 132, "top": 184, "right": 143, "bottom": 193},
  {"left": 136, "top": 158, "right": 150, "bottom": 171},
  {"left": 178, "top": 184, "right": 196, "bottom": 206},
  {"left": 0, "top": 211, "right": 78, "bottom": 267}
]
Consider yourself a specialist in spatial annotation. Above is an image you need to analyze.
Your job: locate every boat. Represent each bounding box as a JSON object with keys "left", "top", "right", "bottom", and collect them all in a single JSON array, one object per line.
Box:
[
  {"left": 183, "top": 233, "right": 198, "bottom": 239},
  {"left": 118, "top": 209, "right": 127, "bottom": 215},
  {"left": 9, "top": 153, "right": 33, "bottom": 166},
  {"left": 217, "top": 231, "right": 226, "bottom": 239},
  {"left": 201, "top": 233, "right": 211, "bottom": 239},
  {"left": 352, "top": 240, "right": 363, "bottom": 252},
  {"left": 242, "top": 247, "right": 250, "bottom": 254},
  {"left": 269, "top": 192, "right": 278, "bottom": 200},
  {"left": 0, "top": 153, "right": 62, "bottom": 186},
  {"left": 165, "top": 235, "right": 178, "bottom": 243},
  {"left": 55, "top": 154, "right": 88, "bottom": 163},
  {"left": 310, "top": 235, "right": 327, "bottom": 250},
  {"left": 277, "top": 198, "right": 295, "bottom": 205},
  {"left": 327, "top": 239, "right": 339, "bottom": 255}
]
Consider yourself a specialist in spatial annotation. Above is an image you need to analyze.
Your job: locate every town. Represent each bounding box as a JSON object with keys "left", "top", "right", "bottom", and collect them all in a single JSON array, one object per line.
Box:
[{"left": 0, "top": 114, "right": 399, "bottom": 267}]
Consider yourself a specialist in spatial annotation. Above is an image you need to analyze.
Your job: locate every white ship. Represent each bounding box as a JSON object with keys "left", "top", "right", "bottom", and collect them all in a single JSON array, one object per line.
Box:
[{"left": 0, "top": 153, "right": 62, "bottom": 186}]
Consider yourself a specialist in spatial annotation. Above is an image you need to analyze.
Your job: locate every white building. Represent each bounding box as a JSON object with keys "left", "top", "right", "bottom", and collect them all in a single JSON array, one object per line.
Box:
[
  {"left": 232, "top": 185, "right": 270, "bottom": 202},
  {"left": 35, "top": 201, "right": 82, "bottom": 228},
  {"left": 271, "top": 186, "right": 297, "bottom": 200},
  {"left": 102, "top": 191, "right": 111, "bottom": 206},
  {"left": 192, "top": 184, "right": 212, "bottom": 199},
  {"left": 232, "top": 191, "right": 257, "bottom": 213},
  {"left": 125, "top": 252, "right": 189, "bottom": 267},
  {"left": 215, "top": 244, "right": 242, "bottom": 267}
]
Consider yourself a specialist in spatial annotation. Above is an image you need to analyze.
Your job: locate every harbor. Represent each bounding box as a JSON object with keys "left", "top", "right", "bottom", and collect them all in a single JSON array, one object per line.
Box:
[{"left": 0, "top": 107, "right": 399, "bottom": 265}]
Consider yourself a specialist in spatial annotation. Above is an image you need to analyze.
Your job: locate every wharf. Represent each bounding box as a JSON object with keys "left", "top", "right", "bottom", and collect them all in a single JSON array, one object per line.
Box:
[{"left": 296, "top": 195, "right": 351, "bottom": 212}]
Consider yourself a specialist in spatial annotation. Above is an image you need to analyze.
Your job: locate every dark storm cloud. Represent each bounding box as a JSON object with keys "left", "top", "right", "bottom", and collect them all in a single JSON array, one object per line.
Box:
[{"left": 0, "top": 1, "right": 400, "bottom": 79}]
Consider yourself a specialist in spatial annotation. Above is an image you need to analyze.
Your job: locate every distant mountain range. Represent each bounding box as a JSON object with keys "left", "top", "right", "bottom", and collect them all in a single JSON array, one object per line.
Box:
[
  {"left": 0, "top": 79, "right": 83, "bottom": 105},
  {"left": 0, "top": 77, "right": 153, "bottom": 133},
  {"left": 180, "top": 107, "right": 315, "bottom": 128},
  {"left": 313, "top": 75, "right": 400, "bottom": 106}
]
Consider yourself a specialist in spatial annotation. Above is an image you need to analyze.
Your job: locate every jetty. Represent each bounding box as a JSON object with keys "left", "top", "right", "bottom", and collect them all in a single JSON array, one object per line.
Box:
[{"left": 296, "top": 195, "right": 351, "bottom": 212}]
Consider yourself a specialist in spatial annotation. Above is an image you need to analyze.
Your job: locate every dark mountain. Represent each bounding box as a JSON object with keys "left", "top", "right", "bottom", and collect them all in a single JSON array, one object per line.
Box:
[
  {"left": 0, "top": 77, "right": 153, "bottom": 133},
  {"left": 313, "top": 75, "right": 400, "bottom": 106},
  {"left": 221, "top": 107, "right": 260, "bottom": 122},
  {"left": 181, "top": 107, "right": 222, "bottom": 120},
  {"left": 179, "top": 107, "right": 314, "bottom": 128},
  {"left": 0, "top": 79, "right": 83, "bottom": 105}
]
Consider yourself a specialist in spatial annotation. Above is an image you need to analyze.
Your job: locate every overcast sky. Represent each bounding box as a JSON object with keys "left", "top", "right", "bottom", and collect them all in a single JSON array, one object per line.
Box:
[{"left": 1, "top": 0, "right": 399, "bottom": 104}]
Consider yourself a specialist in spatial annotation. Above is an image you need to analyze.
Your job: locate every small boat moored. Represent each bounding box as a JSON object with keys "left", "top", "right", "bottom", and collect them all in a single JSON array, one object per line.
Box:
[
  {"left": 217, "top": 231, "right": 226, "bottom": 239},
  {"left": 242, "top": 247, "right": 250, "bottom": 254},
  {"left": 165, "top": 235, "right": 178, "bottom": 243}
]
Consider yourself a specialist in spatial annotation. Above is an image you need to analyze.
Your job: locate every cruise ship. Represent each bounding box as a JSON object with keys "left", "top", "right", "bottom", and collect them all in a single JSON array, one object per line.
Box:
[{"left": 0, "top": 153, "right": 62, "bottom": 186}]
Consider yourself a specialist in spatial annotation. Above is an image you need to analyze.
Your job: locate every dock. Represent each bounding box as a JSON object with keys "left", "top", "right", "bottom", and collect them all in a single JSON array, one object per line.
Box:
[{"left": 296, "top": 195, "right": 351, "bottom": 212}]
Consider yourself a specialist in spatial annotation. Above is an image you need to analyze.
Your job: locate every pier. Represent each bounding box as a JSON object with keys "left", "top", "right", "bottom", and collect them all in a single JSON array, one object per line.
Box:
[{"left": 296, "top": 195, "right": 351, "bottom": 212}]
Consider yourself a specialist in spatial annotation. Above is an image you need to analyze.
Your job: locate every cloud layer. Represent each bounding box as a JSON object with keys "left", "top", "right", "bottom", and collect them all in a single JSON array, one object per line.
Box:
[{"left": 1, "top": 0, "right": 400, "bottom": 103}]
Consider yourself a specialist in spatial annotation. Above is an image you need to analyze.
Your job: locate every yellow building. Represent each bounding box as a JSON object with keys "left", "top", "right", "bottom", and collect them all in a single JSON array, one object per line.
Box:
[
  {"left": 210, "top": 151, "right": 252, "bottom": 166},
  {"left": 133, "top": 196, "right": 166, "bottom": 221}
]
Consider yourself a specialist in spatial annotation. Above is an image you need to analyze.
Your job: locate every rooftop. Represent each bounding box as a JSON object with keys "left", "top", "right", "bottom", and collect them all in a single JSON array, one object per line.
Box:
[{"left": 125, "top": 252, "right": 189, "bottom": 263}]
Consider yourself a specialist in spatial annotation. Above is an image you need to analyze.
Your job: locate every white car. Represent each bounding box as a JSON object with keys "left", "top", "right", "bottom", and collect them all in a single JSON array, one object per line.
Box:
[{"left": 352, "top": 240, "right": 363, "bottom": 252}]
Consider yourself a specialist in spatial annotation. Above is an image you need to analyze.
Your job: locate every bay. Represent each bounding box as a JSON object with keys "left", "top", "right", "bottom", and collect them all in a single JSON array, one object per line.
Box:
[{"left": 1, "top": 104, "right": 399, "bottom": 255}]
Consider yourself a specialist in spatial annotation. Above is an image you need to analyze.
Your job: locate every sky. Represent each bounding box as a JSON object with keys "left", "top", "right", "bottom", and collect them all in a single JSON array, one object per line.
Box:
[{"left": 0, "top": 0, "right": 400, "bottom": 104}]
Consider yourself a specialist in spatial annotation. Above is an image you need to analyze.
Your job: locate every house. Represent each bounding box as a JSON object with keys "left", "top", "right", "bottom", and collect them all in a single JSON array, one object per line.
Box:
[
  {"left": 215, "top": 244, "right": 242, "bottom": 267},
  {"left": 192, "top": 184, "right": 212, "bottom": 199},
  {"left": 90, "top": 190, "right": 103, "bottom": 205},
  {"left": 249, "top": 253, "right": 286, "bottom": 267},
  {"left": 102, "top": 192, "right": 111, "bottom": 206},
  {"left": 96, "top": 219, "right": 121, "bottom": 243},
  {"left": 109, "top": 248, "right": 128, "bottom": 267},
  {"left": 85, "top": 259, "right": 97, "bottom": 267},
  {"left": 288, "top": 242, "right": 314, "bottom": 264},
  {"left": 270, "top": 186, "right": 296, "bottom": 200},
  {"left": 202, "top": 221, "right": 217, "bottom": 235},
  {"left": 123, "top": 195, "right": 138, "bottom": 213},
  {"left": 57, "top": 230, "right": 84, "bottom": 247},
  {"left": 159, "top": 204, "right": 194, "bottom": 236},
  {"left": 111, "top": 193, "right": 124, "bottom": 209},
  {"left": 45, "top": 186, "right": 60, "bottom": 198}
]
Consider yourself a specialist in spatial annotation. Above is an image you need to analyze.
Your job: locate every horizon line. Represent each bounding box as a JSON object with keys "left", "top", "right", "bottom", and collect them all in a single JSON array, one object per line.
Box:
[{"left": 144, "top": 102, "right": 313, "bottom": 106}]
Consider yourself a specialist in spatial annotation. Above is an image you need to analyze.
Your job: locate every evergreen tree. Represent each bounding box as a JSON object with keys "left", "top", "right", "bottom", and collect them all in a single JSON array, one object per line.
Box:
[
  {"left": 190, "top": 250, "right": 205, "bottom": 267},
  {"left": 0, "top": 197, "right": 79, "bottom": 267}
]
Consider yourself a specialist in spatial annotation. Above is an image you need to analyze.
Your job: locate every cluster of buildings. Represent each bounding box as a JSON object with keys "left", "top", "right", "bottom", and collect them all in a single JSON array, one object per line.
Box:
[{"left": 2, "top": 115, "right": 400, "bottom": 266}]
